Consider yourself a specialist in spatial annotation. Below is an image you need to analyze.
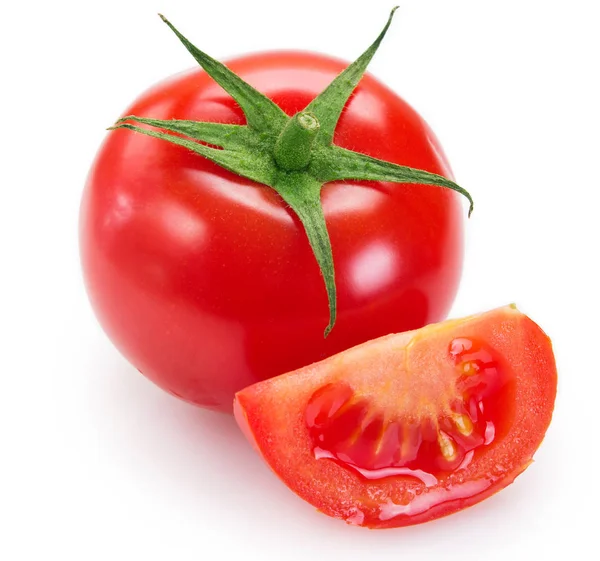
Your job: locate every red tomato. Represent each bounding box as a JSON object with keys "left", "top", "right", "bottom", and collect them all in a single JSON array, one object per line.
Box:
[
  {"left": 234, "top": 306, "right": 557, "bottom": 528},
  {"left": 80, "top": 51, "right": 464, "bottom": 411}
]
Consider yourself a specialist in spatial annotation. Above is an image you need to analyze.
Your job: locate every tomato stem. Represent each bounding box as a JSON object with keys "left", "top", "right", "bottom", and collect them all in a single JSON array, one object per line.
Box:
[{"left": 275, "top": 112, "right": 320, "bottom": 171}]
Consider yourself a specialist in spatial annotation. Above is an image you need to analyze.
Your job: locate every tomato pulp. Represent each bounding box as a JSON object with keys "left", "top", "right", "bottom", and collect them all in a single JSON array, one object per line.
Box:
[
  {"left": 234, "top": 306, "right": 557, "bottom": 528},
  {"left": 80, "top": 51, "right": 464, "bottom": 411}
]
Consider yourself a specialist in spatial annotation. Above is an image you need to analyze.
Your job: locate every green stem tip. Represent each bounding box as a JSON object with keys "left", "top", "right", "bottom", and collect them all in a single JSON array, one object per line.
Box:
[{"left": 274, "top": 112, "right": 320, "bottom": 171}]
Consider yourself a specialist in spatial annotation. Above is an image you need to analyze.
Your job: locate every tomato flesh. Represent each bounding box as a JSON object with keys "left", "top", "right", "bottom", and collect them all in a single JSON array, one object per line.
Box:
[
  {"left": 234, "top": 306, "right": 556, "bottom": 528},
  {"left": 306, "top": 336, "right": 511, "bottom": 482}
]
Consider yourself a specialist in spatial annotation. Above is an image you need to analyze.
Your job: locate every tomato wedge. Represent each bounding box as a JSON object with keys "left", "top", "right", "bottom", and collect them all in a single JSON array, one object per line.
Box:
[{"left": 234, "top": 305, "right": 557, "bottom": 528}]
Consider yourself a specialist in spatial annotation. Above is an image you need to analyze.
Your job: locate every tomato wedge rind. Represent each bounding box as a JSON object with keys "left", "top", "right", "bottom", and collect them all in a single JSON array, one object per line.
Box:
[{"left": 234, "top": 305, "right": 557, "bottom": 528}]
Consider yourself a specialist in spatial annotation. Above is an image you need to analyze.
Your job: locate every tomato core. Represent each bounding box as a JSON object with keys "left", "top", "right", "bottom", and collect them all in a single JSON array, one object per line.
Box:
[{"left": 306, "top": 336, "right": 514, "bottom": 484}]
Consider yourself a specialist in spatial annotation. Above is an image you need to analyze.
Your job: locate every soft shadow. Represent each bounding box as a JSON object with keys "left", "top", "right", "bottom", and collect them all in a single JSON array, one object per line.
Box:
[{"left": 84, "top": 345, "right": 308, "bottom": 517}]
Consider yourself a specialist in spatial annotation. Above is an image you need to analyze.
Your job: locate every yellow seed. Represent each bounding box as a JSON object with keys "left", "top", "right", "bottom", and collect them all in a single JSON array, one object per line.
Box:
[
  {"left": 438, "top": 431, "right": 458, "bottom": 461},
  {"left": 452, "top": 413, "right": 474, "bottom": 436},
  {"left": 374, "top": 419, "right": 389, "bottom": 455},
  {"left": 462, "top": 361, "right": 480, "bottom": 376}
]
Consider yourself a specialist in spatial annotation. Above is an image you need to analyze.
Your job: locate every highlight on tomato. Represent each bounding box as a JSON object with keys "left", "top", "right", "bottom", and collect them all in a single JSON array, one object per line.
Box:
[
  {"left": 234, "top": 306, "right": 557, "bottom": 528},
  {"left": 79, "top": 8, "right": 473, "bottom": 411}
]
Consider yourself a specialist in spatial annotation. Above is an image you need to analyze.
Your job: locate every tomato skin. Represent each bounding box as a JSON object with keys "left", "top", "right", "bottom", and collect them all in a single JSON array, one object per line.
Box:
[
  {"left": 234, "top": 306, "right": 557, "bottom": 528},
  {"left": 80, "top": 51, "right": 464, "bottom": 411}
]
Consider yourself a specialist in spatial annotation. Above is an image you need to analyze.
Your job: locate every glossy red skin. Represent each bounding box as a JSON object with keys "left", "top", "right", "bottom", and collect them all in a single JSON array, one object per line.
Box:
[
  {"left": 234, "top": 307, "right": 557, "bottom": 528},
  {"left": 80, "top": 51, "right": 464, "bottom": 411}
]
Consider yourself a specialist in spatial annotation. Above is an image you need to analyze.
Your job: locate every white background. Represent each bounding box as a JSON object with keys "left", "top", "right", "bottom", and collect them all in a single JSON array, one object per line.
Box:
[{"left": 2, "top": 0, "right": 598, "bottom": 559}]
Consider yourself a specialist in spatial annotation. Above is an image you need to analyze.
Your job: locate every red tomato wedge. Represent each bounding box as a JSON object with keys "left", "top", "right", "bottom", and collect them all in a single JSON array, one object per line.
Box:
[{"left": 234, "top": 305, "right": 557, "bottom": 528}]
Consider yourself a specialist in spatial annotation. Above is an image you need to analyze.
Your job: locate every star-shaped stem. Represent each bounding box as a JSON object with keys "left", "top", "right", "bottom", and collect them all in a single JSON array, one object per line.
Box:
[{"left": 109, "top": 8, "right": 473, "bottom": 336}]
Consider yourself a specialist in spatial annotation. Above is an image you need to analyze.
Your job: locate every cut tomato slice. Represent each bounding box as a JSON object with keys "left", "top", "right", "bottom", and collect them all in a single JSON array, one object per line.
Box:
[{"left": 234, "top": 305, "right": 557, "bottom": 528}]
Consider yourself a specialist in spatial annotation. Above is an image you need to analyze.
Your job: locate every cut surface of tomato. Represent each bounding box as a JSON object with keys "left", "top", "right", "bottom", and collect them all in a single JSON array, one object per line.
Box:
[{"left": 234, "top": 306, "right": 557, "bottom": 528}]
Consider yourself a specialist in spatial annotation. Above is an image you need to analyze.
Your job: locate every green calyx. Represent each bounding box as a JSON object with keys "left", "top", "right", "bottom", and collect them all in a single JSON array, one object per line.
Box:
[{"left": 109, "top": 7, "right": 474, "bottom": 337}]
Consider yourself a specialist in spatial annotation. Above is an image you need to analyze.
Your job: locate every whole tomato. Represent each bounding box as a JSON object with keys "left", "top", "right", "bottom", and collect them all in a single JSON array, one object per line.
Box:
[{"left": 80, "top": 15, "right": 466, "bottom": 412}]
